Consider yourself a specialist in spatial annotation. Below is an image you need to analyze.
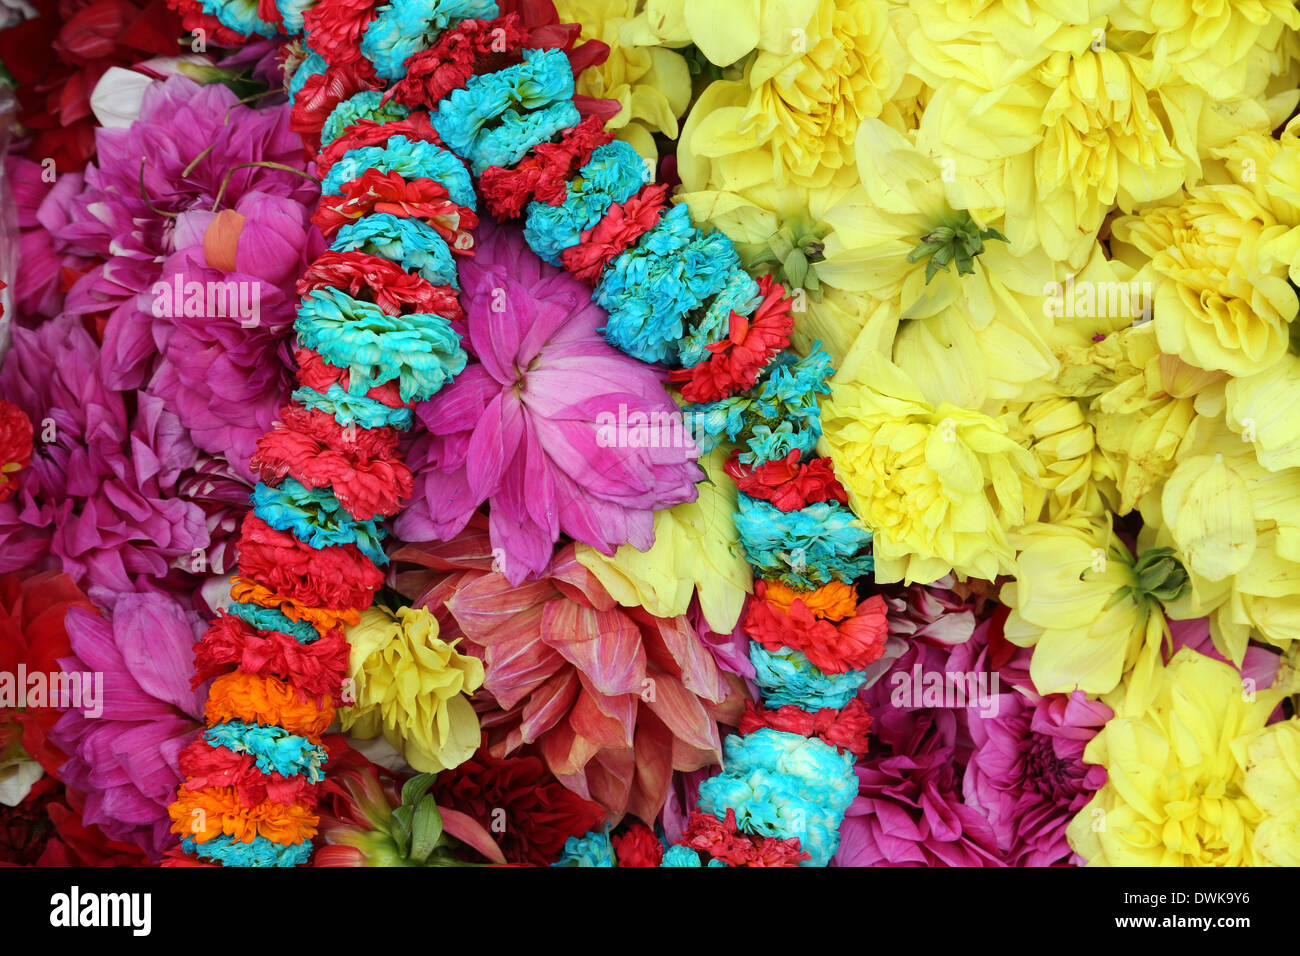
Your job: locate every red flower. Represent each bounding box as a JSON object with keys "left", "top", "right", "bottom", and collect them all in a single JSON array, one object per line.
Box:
[
  {"left": 0, "top": 401, "right": 34, "bottom": 505},
  {"left": 724, "top": 449, "right": 848, "bottom": 511},
  {"left": 478, "top": 114, "right": 613, "bottom": 219},
  {"left": 0, "top": 571, "right": 97, "bottom": 778},
  {"left": 612, "top": 822, "right": 663, "bottom": 867},
  {"left": 290, "top": 61, "right": 382, "bottom": 152},
  {"left": 560, "top": 183, "right": 669, "bottom": 284},
  {"left": 743, "top": 583, "right": 889, "bottom": 674},
  {"left": 251, "top": 404, "right": 413, "bottom": 521},
  {"left": 176, "top": 740, "right": 318, "bottom": 808},
  {"left": 680, "top": 809, "right": 809, "bottom": 867},
  {"left": 738, "top": 698, "right": 873, "bottom": 756},
  {"left": 191, "top": 611, "right": 350, "bottom": 702},
  {"left": 0, "top": 778, "right": 149, "bottom": 866},
  {"left": 669, "top": 275, "right": 794, "bottom": 403},
  {"left": 233, "top": 510, "right": 386, "bottom": 608},
  {"left": 165, "top": 0, "right": 248, "bottom": 46},
  {"left": 312, "top": 170, "right": 478, "bottom": 252},
  {"left": 314, "top": 114, "right": 446, "bottom": 180},
  {"left": 387, "top": 14, "right": 533, "bottom": 109},
  {"left": 301, "top": 0, "right": 382, "bottom": 70},
  {"left": 298, "top": 255, "right": 464, "bottom": 320},
  {"left": 431, "top": 749, "right": 606, "bottom": 865}
]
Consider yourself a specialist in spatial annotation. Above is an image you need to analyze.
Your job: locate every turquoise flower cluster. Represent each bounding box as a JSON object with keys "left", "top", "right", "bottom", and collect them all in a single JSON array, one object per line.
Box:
[
  {"left": 686, "top": 347, "right": 833, "bottom": 461},
  {"left": 199, "top": 0, "right": 278, "bottom": 37},
  {"left": 275, "top": 0, "right": 314, "bottom": 34},
  {"left": 523, "top": 140, "right": 648, "bottom": 264},
  {"left": 594, "top": 203, "right": 741, "bottom": 365},
  {"left": 203, "top": 720, "right": 329, "bottom": 781},
  {"left": 696, "top": 729, "right": 857, "bottom": 867},
  {"left": 252, "top": 478, "right": 389, "bottom": 565},
  {"left": 331, "top": 214, "right": 461, "bottom": 288},
  {"left": 288, "top": 47, "right": 327, "bottom": 101},
  {"left": 295, "top": 286, "right": 468, "bottom": 401},
  {"left": 226, "top": 601, "right": 322, "bottom": 644},
  {"left": 748, "top": 643, "right": 869, "bottom": 710},
  {"left": 292, "top": 385, "right": 415, "bottom": 430},
  {"left": 321, "top": 135, "right": 476, "bottom": 209},
  {"left": 733, "top": 494, "right": 873, "bottom": 587},
  {"left": 181, "top": 834, "right": 315, "bottom": 867},
  {"left": 321, "top": 90, "right": 411, "bottom": 147},
  {"left": 360, "top": 0, "right": 500, "bottom": 80},
  {"left": 551, "top": 829, "right": 616, "bottom": 867},
  {"left": 432, "top": 48, "right": 578, "bottom": 174}
]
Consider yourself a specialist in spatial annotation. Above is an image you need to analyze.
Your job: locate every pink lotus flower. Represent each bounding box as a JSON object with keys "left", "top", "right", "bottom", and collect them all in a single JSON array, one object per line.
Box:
[
  {"left": 393, "top": 516, "right": 744, "bottom": 823},
  {"left": 396, "top": 220, "right": 703, "bottom": 584}
]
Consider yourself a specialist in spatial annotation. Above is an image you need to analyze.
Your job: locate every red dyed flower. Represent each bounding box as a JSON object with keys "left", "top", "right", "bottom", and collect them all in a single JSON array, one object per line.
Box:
[
  {"left": 744, "top": 583, "right": 889, "bottom": 674},
  {"left": 0, "top": 401, "right": 34, "bottom": 505},
  {"left": 724, "top": 449, "right": 848, "bottom": 512},
  {"left": 431, "top": 749, "right": 605, "bottom": 865},
  {"left": 176, "top": 741, "right": 317, "bottom": 808},
  {"left": 191, "top": 611, "right": 350, "bottom": 702},
  {"left": 560, "top": 183, "right": 669, "bottom": 284},
  {"left": 166, "top": 0, "right": 247, "bottom": 45},
  {"left": 478, "top": 114, "right": 613, "bottom": 219},
  {"left": 233, "top": 510, "right": 385, "bottom": 608},
  {"left": 612, "top": 822, "right": 663, "bottom": 867},
  {"left": 738, "top": 698, "right": 873, "bottom": 756},
  {"left": 681, "top": 809, "right": 809, "bottom": 867},
  {"left": 388, "top": 14, "right": 532, "bottom": 109},
  {"left": 312, "top": 170, "right": 478, "bottom": 251},
  {"left": 298, "top": 255, "right": 463, "bottom": 320},
  {"left": 251, "top": 404, "right": 413, "bottom": 521},
  {"left": 300, "top": 0, "right": 381, "bottom": 70},
  {"left": 290, "top": 61, "right": 381, "bottom": 151},
  {"left": 669, "top": 275, "right": 794, "bottom": 403},
  {"left": 294, "top": 347, "right": 418, "bottom": 408}
]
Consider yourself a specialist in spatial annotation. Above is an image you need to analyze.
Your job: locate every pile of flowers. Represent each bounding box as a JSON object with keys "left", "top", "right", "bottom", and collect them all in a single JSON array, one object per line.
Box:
[{"left": 0, "top": 0, "right": 1297, "bottom": 870}]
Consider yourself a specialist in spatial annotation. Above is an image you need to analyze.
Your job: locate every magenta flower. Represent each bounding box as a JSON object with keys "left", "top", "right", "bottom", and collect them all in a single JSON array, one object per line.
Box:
[
  {"left": 4, "top": 155, "right": 91, "bottom": 322},
  {"left": 147, "top": 191, "right": 323, "bottom": 475},
  {"left": 0, "top": 315, "right": 242, "bottom": 608},
  {"left": 397, "top": 220, "right": 703, "bottom": 584},
  {"left": 963, "top": 686, "right": 1111, "bottom": 867},
  {"left": 835, "top": 625, "right": 1003, "bottom": 867},
  {"left": 48, "top": 592, "right": 207, "bottom": 860},
  {"left": 56, "top": 74, "right": 317, "bottom": 390}
]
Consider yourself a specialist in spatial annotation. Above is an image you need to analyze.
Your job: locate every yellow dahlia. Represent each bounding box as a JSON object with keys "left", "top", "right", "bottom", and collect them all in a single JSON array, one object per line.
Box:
[
  {"left": 575, "top": 445, "right": 752, "bottom": 634},
  {"left": 818, "top": 350, "right": 1035, "bottom": 584},
  {"left": 1066, "top": 648, "right": 1290, "bottom": 867},
  {"left": 1239, "top": 718, "right": 1300, "bottom": 867},
  {"left": 678, "top": 0, "right": 905, "bottom": 189},
  {"left": 1110, "top": 184, "right": 1299, "bottom": 377},
  {"left": 553, "top": 0, "right": 691, "bottom": 160},
  {"left": 1001, "top": 518, "right": 1187, "bottom": 708},
  {"left": 339, "top": 605, "right": 485, "bottom": 774}
]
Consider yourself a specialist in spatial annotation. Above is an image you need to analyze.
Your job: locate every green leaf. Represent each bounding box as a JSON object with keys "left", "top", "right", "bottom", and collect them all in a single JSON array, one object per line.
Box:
[
  {"left": 401, "top": 773, "right": 437, "bottom": 810},
  {"left": 409, "top": 796, "right": 444, "bottom": 864}
]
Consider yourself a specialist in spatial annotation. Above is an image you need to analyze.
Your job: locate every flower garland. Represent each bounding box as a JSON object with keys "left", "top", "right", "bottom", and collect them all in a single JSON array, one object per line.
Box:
[{"left": 168, "top": 0, "right": 892, "bottom": 866}]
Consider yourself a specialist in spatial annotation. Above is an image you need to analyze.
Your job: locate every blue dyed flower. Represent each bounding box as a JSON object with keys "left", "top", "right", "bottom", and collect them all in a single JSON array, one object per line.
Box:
[
  {"left": 199, "top": 0, "right": 278, "bottom": 37},
  {"left": 748, "top": 642, "right": 868, "bottom": 710},
  {"left": 660, "top": 845, "right": 703, "bottom": 867},
  {"left": 361, "top": 0, "right": 500, "bottom": 80},
  {"left": 331, "top": 213, "right": 460, "bottom": 288},
  {"left": 226, "top": 602, "right": 322, "bottom": 644},
  {"left": 523, "top": 139, "right": 648, "bottom": 264},
  {"left": 292, "top": 385, "right": 415, "bottom": 431},
  {"left": 733, "top": 494, "right": 873, "bottom": 587},
  {"left": 677, "top": 269, "right": 760, "bottom": 368},
  {"left": 288, "top": 49, "right": 328, "bottom": 102},
  {"left": 321, "top": 135, "right": 475, "bottom": 209},
  {"left": 295, "top": 286, "right": 468, "bottom": 402},
  {"left": 595, "top": 204, "right": 740, "bottom": 365},
  {"left": 470, "top": 101, "right": 581, "bottom": 175},
  {"left": 551, "top": 828, "right": 616, "bottom": 867},
  {"left": 203, "top": 720, "right": 329, "bottom": 781},
  {"left": 182, "top": 834, "right": 314, "bottom": 867},
  {"left": 252, "top": 478, "right": 388, "bottom": 565}
]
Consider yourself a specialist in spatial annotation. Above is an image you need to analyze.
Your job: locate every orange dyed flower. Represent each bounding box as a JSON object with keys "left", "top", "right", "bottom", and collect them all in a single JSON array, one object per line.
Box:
[
  {"left": 759, "top": 579, "right": 859, "bottom": 622},
  {"left": 169, "top": 788, "right": 318, "bottom": 846},
  {"left": 204, "top": 671, "right": 334, "bottom": 739},
  {"left": 230, "top": 577, "right": 360, "bottom": 634}
]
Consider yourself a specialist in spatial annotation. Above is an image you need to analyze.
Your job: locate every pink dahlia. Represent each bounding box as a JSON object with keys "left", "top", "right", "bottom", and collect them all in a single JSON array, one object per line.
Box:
[
  {"left": 395, "top": 219, "right": 703, "bottom": 584},
  {"left": 48, "top": 592, "right": 207, "bottom": 860},
  {"left": 56, "top": 74, "right": 317, "bottom": 390}
]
